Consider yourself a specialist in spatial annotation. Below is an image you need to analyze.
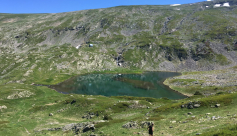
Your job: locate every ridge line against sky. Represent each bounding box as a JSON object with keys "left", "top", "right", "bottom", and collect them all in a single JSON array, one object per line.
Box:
[{"left": 0, "top": 0, "right": 206, "bottom": 14}]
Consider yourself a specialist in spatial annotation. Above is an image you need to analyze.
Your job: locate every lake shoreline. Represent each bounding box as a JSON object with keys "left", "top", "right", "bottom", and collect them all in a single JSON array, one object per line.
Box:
[{"left": 46, "top": 71, "right": 188, "bottom": 99}]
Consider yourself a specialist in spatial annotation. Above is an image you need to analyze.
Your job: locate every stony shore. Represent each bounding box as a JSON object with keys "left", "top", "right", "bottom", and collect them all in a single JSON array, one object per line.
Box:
[{"left": 164, "top": 66, "right": 237, "bottom": 96}]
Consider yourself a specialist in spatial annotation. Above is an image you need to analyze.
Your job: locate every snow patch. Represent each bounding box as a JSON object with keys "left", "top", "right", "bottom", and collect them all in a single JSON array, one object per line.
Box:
[
  {"left": 170, "top": 4, "right": 181, "bottom": 6},
  {"left": 223, "top": 3, "right": 230, "bottom": 7},
  {"left": 214, "top": 4, "right": 221, "bottom": 8}
]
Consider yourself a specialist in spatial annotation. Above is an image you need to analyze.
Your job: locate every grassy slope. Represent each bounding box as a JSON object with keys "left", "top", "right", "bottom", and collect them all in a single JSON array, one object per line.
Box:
[
  {"left": 1, "top": 83, "right": 237, "bottom": 136},
  {"left": 0, "top": 45, "right": 236, "bottom": 135}
]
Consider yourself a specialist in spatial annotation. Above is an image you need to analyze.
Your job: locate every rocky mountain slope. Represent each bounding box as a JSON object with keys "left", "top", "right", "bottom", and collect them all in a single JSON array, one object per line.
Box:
[{"left": 0, "top": 0, "right": 236, "bottom": 79}]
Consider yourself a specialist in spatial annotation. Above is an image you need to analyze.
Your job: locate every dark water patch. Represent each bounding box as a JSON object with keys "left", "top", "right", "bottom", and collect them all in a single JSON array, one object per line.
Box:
[
  {"left": 114, "top": 77, "right": 156, "bottom": 90},
  {"left": 49, "top": 72, "right": 187, "bottom": 99}
]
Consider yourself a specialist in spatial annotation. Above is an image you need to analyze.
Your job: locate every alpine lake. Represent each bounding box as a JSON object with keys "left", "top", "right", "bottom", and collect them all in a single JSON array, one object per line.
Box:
[{"left": 49, "top": 72, "right": 187, "bottom": 99}]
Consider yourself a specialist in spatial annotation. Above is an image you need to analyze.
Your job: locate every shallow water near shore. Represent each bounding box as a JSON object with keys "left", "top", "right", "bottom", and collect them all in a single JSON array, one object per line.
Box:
[{"left": 50, "top": 72, "right": 187, "bottom": 99}]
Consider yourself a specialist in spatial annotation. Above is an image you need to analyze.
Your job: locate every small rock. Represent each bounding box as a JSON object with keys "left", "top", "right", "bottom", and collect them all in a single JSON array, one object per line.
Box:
[
  {"left": 48, "top": 128, "right": 61, "bottom": 131},
  {"left": 147, "top": 107, "right": 150, "bottom": 109},
  {"left": 49, "top": 113, "right": 53, "bottom": 116},
  {"left": 188, "top": 105, "right": 194, "bottom": 109},
  {"left": 181, "top": 105, "right": 185, "bottom": 108},
  {"left": 188, "top": 112, "right": 193, "bottom": 115},
  {"left": 206, "top": 113, "right": 211, "bottom": 115},
  {"left": 0, "top": 105, "right": 7, "bottom": 110},
  {"left": 134, "top": 101, "right": 139, "bottom": 105},
  {"left": 194, "top": 104, "right": 200, "bottom": 108},
  {"left": 90, "top": 133, "right": 97, "bottom": 136},
  {"left": 215, "top": 104, "right": 220, "bottom": 108},
  {"left": 71, "top": 99, "right": 76, "bottom": 104},
  {"left": 169, "top": 126, "right": 173, "bottom": 128},
  {"left": 196, "top": 133, "right": 202, "bottom": 135}
]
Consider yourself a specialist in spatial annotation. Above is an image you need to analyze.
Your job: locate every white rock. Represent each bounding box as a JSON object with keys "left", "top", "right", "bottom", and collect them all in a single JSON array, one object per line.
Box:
[
  {"left": 0, "top": 105, "right": 7, "bottom": 110},
  {"left": 170, "top": 121, "right": 176, "bottom": 123},
  {"left": 76, "top": 45, "right": 81, "bottom": 49}
]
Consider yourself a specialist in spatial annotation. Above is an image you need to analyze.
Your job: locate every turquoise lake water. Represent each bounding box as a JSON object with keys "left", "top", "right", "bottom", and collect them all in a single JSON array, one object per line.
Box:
[{"left": 50, "top": 72, "right": 187, "bottom": 99}]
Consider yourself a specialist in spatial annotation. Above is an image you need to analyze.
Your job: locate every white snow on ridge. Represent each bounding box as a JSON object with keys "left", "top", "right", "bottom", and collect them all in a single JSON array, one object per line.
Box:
[
  {"left": 170, "top": 4, "right": 181, "bottom": 6},
  {"left": 214, "top": 3, "right": 230, "bottom": 8},
  {"left": 214, "top": 4, "right": 221, "bottom": 8},
  {"left": 223, "top": 3, "right": 230, "bottom": 7}
]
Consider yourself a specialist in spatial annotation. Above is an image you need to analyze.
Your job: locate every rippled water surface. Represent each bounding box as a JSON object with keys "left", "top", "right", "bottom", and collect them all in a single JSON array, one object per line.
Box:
[{"left": 50, "top": 72, "right": 187, "bottom": 99}]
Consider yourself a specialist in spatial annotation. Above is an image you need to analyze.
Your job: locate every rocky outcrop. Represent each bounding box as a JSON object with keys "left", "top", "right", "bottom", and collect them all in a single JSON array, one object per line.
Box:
[
  {"left": 43, "top": 121, "right": 106, "bottom": 134},
  {"left": 7, "top": 91, "right": 34, "bottom": 99},
  {"left": 122, "top": 121, "right": 154, "bottom": 129},
  {"left": 181, "top": 102, "right": 201, "bottom": 109}
]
